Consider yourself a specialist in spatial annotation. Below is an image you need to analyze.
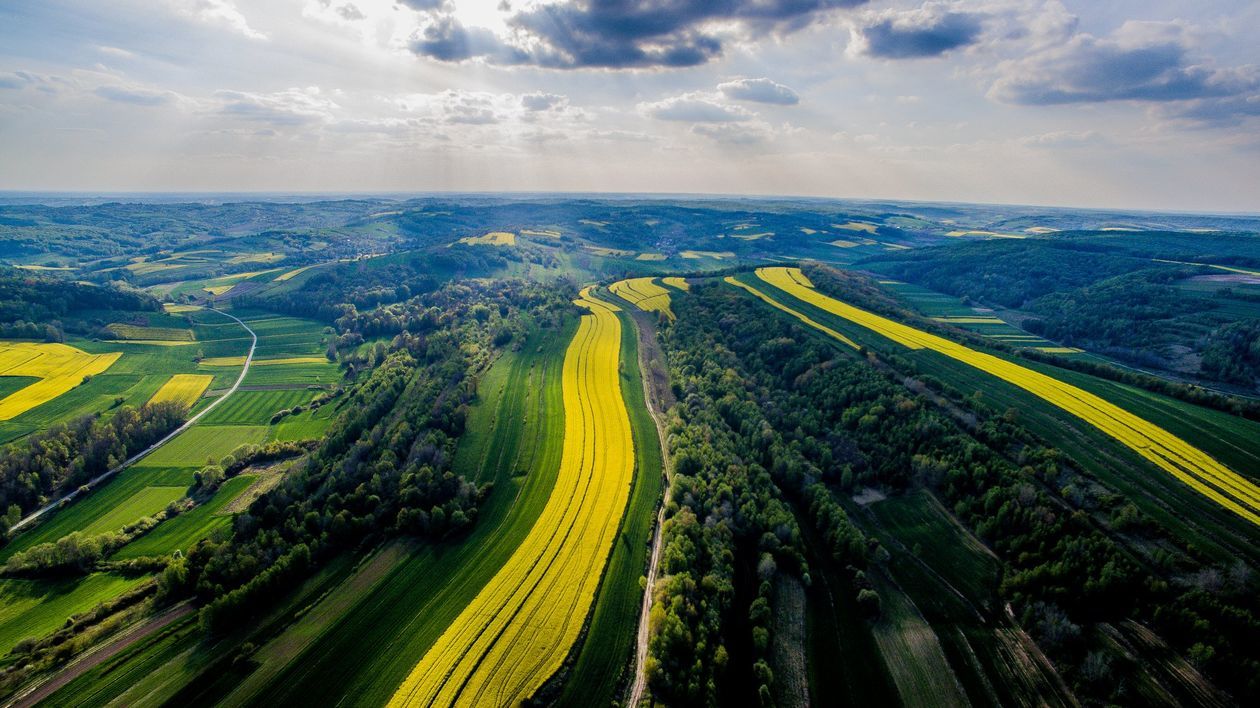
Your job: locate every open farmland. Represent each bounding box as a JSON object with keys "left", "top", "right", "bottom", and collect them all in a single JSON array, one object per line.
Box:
[
  {"left": 199, "top": 388, "right": 319, "bottom": 425},
  {"left": 754, "top": 266, "right": 1260, "bottom": 527},
  {"left": 457, "top": 231, "right": 516, "bottom": 246},
  {"left": 223, "top": 324, "right": 573, "bottom": 705},
  {"left": 660, "top": 276, "right": 689, "bottom": 291},
  {"left": 555, "top": 301, "right": 663, "bottom": 707},
  {"left": 389, "top": 287, "right": 635, "bottom": 707},
  {"left": 113, "top": 474, "right": 256, "bottom": 559},
  {"left": 609, "top": 276, "right": 673, "bottom": 319},
  {"left": 136, "top": 425, "right": 268, "bottom": 468},
  {"left": 0, "top": 342, "right": 122, "bottom": 421},
  {"left": 0, "top": 574, "right": 150, "bottom": 656},
  {"left": 147, "top": 373, "right": 212, "bottom": 409},
  {"left": 105, "top": 323, "right": 194, "bottom": 342},
  {"left": 0, "top": 468, "right": 193, "bottom": 561}
]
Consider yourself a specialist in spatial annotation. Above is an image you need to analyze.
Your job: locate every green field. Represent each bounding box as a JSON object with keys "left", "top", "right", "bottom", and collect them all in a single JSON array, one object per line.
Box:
[
  {"left": 199, "top": 389, "right": 319, "bottom": 426},
  {"left": 0, "top": 468, "right": 193, "bottom": 561},
  {"left": 268, "top": 403, "right": 339, "bottom": 442},
  {"left": 113, "top": 474, "right": 256, "bottom": 559},
  {"left": 735, "top": 272, "right": 1260, "bottom": 567},
  {"left": 863, "top": 490, "right": 1073, "bottom": 707},
  {"left": 136, "top": 425, "right": 269, "bottom": 468},
  {"left": 0, "top": 573, "right": 149, "bottom": 655},
  {"left": 0, "top": 309, "right": 251, "bottom": 443},
  {"left": 554, "top": 308, "right": 664, "bottom": 707},
  {"left": 222, "top": 323, "right": 573, "bottom": 705},
  {"left": 240, "top": 362, "right": 339, "bottom": 387}
]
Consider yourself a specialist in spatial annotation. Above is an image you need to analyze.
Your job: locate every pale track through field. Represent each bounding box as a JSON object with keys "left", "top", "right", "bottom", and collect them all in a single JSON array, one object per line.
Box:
[
  {"left": 750, "top": 267, "right": 1260, "bottom": 527},
  {"left": 388, "top": 287, "right": 635, "bottom": 707},
  {"left": 8, "top": 308, "right": 256, "bottom": 534}
]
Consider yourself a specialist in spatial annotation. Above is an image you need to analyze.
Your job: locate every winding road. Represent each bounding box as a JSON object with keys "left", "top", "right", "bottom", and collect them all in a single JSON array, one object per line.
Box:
[{"left": 8, "top": 307, "right": 256, "bottom": 535}]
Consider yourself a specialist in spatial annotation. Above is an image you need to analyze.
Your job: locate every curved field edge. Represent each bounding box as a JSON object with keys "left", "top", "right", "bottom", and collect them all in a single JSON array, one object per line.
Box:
[
  {"left": 386, "top": 288, "right": 634, "bottom": 706},
  {"left": 755, "top": 266, "right": 1260, "bottom": 526},
  {"left": 217, "top": 322, "right": 574, "bottom": 706},
  {"left": 552, "top": 303, "right": 664, "bottom": 707},
  {"left": 728, "top": 270, "right": 1260, "bottom": 566}
]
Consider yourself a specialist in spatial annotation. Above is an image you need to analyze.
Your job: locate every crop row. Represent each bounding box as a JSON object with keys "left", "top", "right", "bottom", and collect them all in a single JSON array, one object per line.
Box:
[
  {"left": 389, "top": 287, "right": 636, "bottom": 707},
  {"left": 147, "top": 374, "right": 213, "bottom": 409},
  {"left": 755, "top": 266, "right": 1260, "bottom": 526},
  {"left": 609, "top": 277, "right": 674, "bottom": 319},
  {"left": 0, "top": 342, "right": 122, "bottom": 421}
]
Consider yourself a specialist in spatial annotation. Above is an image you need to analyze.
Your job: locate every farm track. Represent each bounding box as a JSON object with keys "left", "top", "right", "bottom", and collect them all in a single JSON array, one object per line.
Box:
[
  {"left": 626, "top": 310, "right": 672, "bottom": 708},
  {"left": 5, "top": 603, "right": 195, "bottom": 708},
  {"left": 9, "top": 309, "right": 256, "bottom": 534},
  {"left": 388, "top": 288, "right": 635, "bottom": 707},
  {"left": 751, "top": 267, "right": 1260, "bottom": 527}
]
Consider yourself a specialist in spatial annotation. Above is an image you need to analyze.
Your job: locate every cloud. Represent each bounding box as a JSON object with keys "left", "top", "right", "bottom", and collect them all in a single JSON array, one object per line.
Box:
[
  {"left": 521, "top": 92, "right": 565, "bottom": 111},
  {"left": 0, "top": 71, "right": 67, "bottom": 94},
  {"left": 171, "top": 0, "right": 267, "bottom": 40},
  {"left": 397, "top": 0, "right": 447, "bottom": 10},
  {"left": 215, "top": 87, "right": 336, "bottom": 126},
  {"left": 691, "top": 122, "right": 772, "bottom": 145},
  {"left": 407, "top": 0, "right": 870, "bottom": 69},
  {"left": 408, "top": 16, "right": 526, "bottom": 63},
  {"left": 718, "top": 78, "right": 799, "bottom": 105},
  {"left": 640, "top": 94, "right": 750, "bottom": 123},
  {"left": 94, "top": 85, "right": 173, "bottom": 106},
  {"left": 0, "top": 73, "right": 32, "bottom": 90},
  {"left": 852, "top": 2, "right": 985, "bottom": 59},
  {"left": 990, "top": 21, "right": 1258, "bottom": 106},
  {"left": 1020, "top": 130, "right": 1103, "bottom": 148}
]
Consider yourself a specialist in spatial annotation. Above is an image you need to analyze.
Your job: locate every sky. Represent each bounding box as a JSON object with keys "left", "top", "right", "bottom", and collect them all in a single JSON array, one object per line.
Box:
[{"left": 1, "top": 1, "right": 1258, "bottom": 212}]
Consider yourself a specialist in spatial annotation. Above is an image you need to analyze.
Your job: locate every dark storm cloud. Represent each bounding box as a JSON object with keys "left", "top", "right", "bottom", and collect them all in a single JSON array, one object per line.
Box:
[
  {"left": 408, "top": 0, "right": 869, "bottom": 69},
  {"left": 718, "top": 78, "right": 799, "bottom": 105},
  {"left": 408, "top": 16, "right": 528, "bottom": 63},
  {"left": 857, "top": 10, "right": 984, "bottom": 59}
]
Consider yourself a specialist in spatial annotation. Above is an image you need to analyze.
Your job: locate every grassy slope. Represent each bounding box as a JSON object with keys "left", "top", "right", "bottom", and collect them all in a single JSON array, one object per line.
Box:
[
  {"left": 865, "top": 491, "right": 1074, "bottom": 708},
  {"left": 736, "top": 272, "right": 1260, "bottom": 567},
  {"left": 43, "top": 554, "right": 360, "bottom": 708},
  {"left": 113, "top": 474, "right": 256, "bottom": 559},
  {"left": 198, "top": 389, "right": 318, "bottom": 426},
  {"left": 553, "top": 308, "right": 664, "bottom": 707},
  {"left": 136, "top": 426, "right": 269, "bottom": 468},
  {"left": 0, "top": 468, "right": 193, "bottom": 561},
  {"left": 227, "top": 323, "right": 573, "bottom": 706},
  {"left": 0, "top": 574, "right": 149, "bottom": 655}
]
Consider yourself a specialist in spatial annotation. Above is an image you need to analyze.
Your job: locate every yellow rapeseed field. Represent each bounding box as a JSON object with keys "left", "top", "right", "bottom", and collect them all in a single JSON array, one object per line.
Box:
[
  {"left": 273, "top": 264, "right": 318, "bottom": 282},
  {"left": 755, "top": 266, "right": 1260, "bottom": 526},
  {"left": 389, "top": 287, "right": 635, "bottom": 707},
  {"left": 457, "top": 231, "right": 516, "bottom": 246},
  {"left": 726, "top": 276, "right": 859, "bottom": 350},
  {"left": 0, "top": 342, "right": 122, "bottom": 420},
  {"left": 609, "top": 277, "right": 674, "bottom": 319},
  {"left": 148, "top": 374, "right": 213, "bottom": 409},
  {"left": 661, "top": 276, "right": 690, "bottom": 291}
]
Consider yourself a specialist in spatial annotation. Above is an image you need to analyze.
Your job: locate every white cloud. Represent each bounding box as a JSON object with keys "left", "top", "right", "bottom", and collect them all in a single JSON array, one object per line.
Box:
[
  {"left": 170, "top": 0, "right": 267, "bottom": 40},
  {"left": 640, "top": 93, "right": 751, "bottom": 123},
  {"left": 718, "top": 78, "right": 800, "bottom": 105}
]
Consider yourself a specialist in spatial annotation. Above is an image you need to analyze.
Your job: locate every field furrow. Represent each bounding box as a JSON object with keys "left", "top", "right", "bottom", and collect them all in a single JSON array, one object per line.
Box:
[
  {"left": 388, "top": 287, "right": 635, "bottom": 707},
  {"left": 752, "top": 266, "right": 1260, "bottom": 526}
]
